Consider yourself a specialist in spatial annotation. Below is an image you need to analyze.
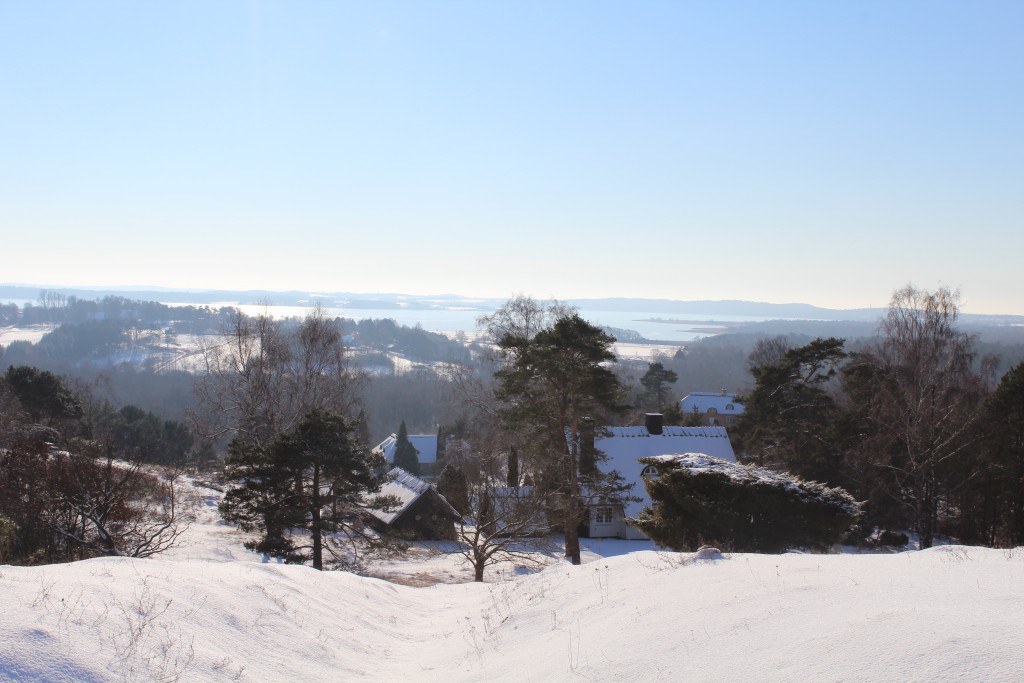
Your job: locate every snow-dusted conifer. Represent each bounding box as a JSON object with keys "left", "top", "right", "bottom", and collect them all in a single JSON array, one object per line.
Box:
[{"left": 633, "top": 454, "right": 860, "bottom": 552}]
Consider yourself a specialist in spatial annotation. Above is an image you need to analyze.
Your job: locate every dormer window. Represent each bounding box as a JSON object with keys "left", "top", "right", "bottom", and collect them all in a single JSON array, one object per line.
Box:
[{"left": 641, "top": 465, "right": 660, "bottom": 479}]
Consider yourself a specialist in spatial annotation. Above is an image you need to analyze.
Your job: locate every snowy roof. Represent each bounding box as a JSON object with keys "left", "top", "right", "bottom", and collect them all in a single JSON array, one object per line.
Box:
[
  {"left": 680, "top": 392, "right": 745, "bottom": 416},
  {"left": 368, "top": 467, "right": 459, "bottom": 525},
  {"left": 595, "top": 426, "right": 736, "bottom": 517},
  {"left": 373, "top": 434, "right": 440, "bottom": 464}
]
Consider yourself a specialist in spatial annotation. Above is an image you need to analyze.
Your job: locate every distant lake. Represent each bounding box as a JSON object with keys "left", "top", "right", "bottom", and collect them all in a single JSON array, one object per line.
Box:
[
  {"left": 191, "top": 302, "right": 777, "bottom": 342},
  {"left": 4, "top": 296, "right": 791, "bottom": 342}
]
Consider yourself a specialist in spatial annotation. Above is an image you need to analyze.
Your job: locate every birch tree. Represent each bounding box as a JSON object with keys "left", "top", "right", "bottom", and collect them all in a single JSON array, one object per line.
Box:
[
  {"left": 864, "top": 285, "right": 991, "bottom": 548},
  {"left": 193, "top": 305, "right": 362, "bottom": 449}
]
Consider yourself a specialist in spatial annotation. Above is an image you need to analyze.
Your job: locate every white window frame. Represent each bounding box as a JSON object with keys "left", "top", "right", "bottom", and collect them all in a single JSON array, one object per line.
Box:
[{"left": 593, "top": 506, "right": 615, "bottom": 525}]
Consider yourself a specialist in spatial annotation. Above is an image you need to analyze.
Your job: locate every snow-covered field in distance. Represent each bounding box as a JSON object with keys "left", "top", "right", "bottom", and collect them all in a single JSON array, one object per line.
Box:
[
  {"left": 3, "top": 475, "right": 1024, "bottom": 682},
  {"left": 0, "top": 324, "right": 57, "bottom": 345}
]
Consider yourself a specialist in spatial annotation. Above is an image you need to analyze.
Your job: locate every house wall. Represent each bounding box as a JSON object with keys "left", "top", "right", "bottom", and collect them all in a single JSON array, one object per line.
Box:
[
  {"left": 390, "top": 492, "right": 457, "bottom": 541},
  {"left": 680, "top": 393, "right": 744, "bottom": 426},
  {"left": 590, "top": 425, "right": 737, "bottom": 541},
  {"left": 587, "top": 505, "right": 649, "bottom": 541}
]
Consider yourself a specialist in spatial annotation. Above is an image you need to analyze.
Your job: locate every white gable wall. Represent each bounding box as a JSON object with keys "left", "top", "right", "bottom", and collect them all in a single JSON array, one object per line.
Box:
[{"left": 592, "top": 426, "right": 736, "bottom": 540}]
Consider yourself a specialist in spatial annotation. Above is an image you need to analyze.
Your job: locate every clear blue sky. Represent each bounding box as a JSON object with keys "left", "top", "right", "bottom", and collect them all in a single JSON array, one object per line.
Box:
[{"left": 2, "top": 1, "right": 1021, "bottom": 313}]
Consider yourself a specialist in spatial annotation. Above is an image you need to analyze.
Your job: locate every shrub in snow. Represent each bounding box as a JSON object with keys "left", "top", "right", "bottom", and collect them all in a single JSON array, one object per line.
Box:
[
  {"left": 876, "top": 530, "right": 910, "bottom": 548},
  {"left": 631, "top": 453, "right": 861, "bottom": 553},
  {"left": 0, "top": 513, "right": 16, "bottom": 562},
  {"left": 435, "top": 463, "right": 470, "bottom": 517}
]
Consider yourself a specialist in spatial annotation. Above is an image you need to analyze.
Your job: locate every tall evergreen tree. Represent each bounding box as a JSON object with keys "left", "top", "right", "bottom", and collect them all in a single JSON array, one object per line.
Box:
[
  {"left": 392, "top": 420, "right": 420, "bottom": 475},
  {"left": 436, "top": 463, "right": 470, "bottom": 517},
  {"left": 732, "top": 337, "right": 848, "bottom": 485},
  {"left": 639, "top": 362, "right": 678, "bottom": 412},
  {"left": 435, "top": 424, "right": 447, "bottom": 465},
  {"left": 220, "top": 409, "right": 384, "bottom": 570},
  {"left": 980, "top": 363, "right": 1024, "bottom": 545},
  {"left": 5, "top": 366, "right": 83, "bottom": 425},
  {"left": 494, "top": 313, "right": 629, "bottom": 564},
  {"left": 507, "top": 445, "right": 520, "bottom": 487}
]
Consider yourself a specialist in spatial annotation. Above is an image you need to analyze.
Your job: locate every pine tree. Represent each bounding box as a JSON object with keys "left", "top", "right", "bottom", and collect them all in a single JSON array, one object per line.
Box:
[
  {"left": 220, "top": 409, "right": 384, "bottom": 570},
  {"left": 507, "top": 445, "right": 520, "bottom": 487},
  {"left": 392, "top": 420, "right": 420, "bottom": 475},
  {"left": 494, "top": 313, "right": 628, "bottom": 564},
  {"left": 436, "top": 463, "right": 470, "bottom": 516},
  {"left": 435, "top": 425, "right": 447, "bottom": 465},
  {"left": 639, "top": 362, "right": 678, "bottom": 411}
]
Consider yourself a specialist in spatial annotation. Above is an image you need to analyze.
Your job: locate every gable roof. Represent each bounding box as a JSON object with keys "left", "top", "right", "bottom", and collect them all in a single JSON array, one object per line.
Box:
[
  {"left": 680, "top": 392, "right": 745, "bottom": 416},
  {"left": 372, "top": 434, "right": 440, "bottom": 464},
  {"left": 595, "top": 425, "right": 736, "bottom": 518},
  {"left": 368, "top": 467, "right": 459, "bottom": 526}
]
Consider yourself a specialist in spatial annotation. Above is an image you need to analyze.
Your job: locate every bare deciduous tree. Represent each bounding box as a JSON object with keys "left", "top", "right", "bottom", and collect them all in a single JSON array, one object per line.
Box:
[
  {"left": 440, "top": 411, "right": 553, "bottom": 582},
  {"left": 865, "top": 285, "right": 994, "bottom": 548},
  {"left": 477, "top": 294, "right": 575, "bottom": 345},
  {"left": 455, "top": 483, "right": 554, "bottom": 582},
  {"left": 747, "top": 335, "right": 792, "bottom": 373},
  {"left": 192, "top": 305, "right": 363, "bottom": 449},
  {"left": 52, "top": 444, "right": 187, "bottom": 558}
]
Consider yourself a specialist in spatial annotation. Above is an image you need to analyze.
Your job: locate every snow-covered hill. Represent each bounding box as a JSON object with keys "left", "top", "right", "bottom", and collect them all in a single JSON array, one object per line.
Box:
[{"left": 3, "top": 477, "right": 1023, "bottom": 682}]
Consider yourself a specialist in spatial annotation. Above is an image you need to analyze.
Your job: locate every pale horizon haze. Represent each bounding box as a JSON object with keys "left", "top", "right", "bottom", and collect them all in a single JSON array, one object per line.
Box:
[{"left": 2, "top": 2, "right": 1021, "bottom": 314}]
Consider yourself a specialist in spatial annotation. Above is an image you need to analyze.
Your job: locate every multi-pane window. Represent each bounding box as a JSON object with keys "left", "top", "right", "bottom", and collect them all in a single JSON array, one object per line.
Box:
[{"left": 594, "top": 507, "right": 614, "bottom": 525}]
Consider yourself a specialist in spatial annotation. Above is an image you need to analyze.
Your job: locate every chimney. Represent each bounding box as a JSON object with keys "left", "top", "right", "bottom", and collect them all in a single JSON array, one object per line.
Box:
[
  {"left": 721, "top": 388, "right": 727, "bottom": 397},
  {"left": 645, "top": 413, "right": 664, "bottom": 436}
]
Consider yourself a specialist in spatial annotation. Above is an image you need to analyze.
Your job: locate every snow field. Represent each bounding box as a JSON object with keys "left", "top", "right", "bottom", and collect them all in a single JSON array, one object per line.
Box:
[
  {"left": 3, "top": 475, "right": 1024, "bottom": 682},
  {"left": 4, "top": 547, "right": 1024, "bottom": 681}
]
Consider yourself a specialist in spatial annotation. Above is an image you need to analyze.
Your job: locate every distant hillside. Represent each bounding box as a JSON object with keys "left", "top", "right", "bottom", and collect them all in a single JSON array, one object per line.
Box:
[
  {"left": 3, "top": 285, "right": 1023, "bottom": 327},
  {"left": 568, "top": 297, "right": 887, "bottom": 321}
]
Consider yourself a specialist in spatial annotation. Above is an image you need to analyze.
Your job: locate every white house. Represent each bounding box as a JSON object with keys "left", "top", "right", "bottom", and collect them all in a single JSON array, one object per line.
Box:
[
  {"left": 680, "top": 391, "right": 745, "bottom": 426},
  {"left": 372, "top": 433, "right": 440, "bottom": 476},
  {"left": 589, "top": 413, "right": 736, "bottom": 540}
]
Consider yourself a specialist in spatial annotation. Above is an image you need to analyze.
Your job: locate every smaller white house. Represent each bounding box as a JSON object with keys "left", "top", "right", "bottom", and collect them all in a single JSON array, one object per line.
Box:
[
  {"left": 680, "top": 391, "right": 745, "bottom": 426},
  {"left": 590, "top": 414, "right": 736, "bottom": 540},
  {"left": 372, "top": 433, "right": 440, "bottom": 476}
]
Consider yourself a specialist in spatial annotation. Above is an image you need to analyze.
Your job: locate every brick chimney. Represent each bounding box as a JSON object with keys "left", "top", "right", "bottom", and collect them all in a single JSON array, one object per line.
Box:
[{"left": 645, "top": 413, "right": 664, "bottom": 435}]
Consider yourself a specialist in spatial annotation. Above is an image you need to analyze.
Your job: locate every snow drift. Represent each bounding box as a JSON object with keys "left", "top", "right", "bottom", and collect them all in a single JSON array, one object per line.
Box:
[{"left": 4, "top": 545, "right": 1024, "bottom": 681}]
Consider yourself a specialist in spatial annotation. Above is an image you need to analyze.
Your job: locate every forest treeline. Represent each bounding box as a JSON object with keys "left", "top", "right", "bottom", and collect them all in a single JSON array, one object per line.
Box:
[
  {"left": 0, "top": 366, "right": 190, "bottom": 564},
  {"left": 0, "top": 293, "right": 476, "bottom": 440},
  {"left": 5, "top": 287, "right": 1024, "bottom": 560},
  {"left": 4, "top": 290, "right": 1024, "bottom": 444},
  {"left": 729, "top": 287, "right": 1024, "bottom": 549}
]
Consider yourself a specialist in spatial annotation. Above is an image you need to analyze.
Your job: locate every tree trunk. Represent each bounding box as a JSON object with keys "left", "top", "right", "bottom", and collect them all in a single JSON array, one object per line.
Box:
[
  {"left": 565, "top": 445, "right": 582, "bottom": 565},
  {"left": 565, "top": 519, "right": 581, "bottom": 565},
  {"left": 917, "top": 480, "right": 935, "bottom": 549},
  {"left": 311, "top": 465, "right": 323, "bottom": 571},
  {"left": 1013, "top": 458, "right": 1024, "bottom": 546}
]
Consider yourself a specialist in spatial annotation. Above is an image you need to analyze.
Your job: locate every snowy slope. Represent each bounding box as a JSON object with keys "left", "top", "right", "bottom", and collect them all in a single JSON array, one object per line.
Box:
[{"left": 2, "top": 477, "right": 1024, "bottom": 682}]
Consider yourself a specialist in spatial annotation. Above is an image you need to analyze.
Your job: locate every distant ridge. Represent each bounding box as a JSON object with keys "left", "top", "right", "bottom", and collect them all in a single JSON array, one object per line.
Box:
[
  {"left": 565, "top": 297, "right": 886, "bottom": 321},
  {"left": 1, "top": 285, "right": 1020, "bottom": 325}
]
